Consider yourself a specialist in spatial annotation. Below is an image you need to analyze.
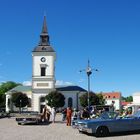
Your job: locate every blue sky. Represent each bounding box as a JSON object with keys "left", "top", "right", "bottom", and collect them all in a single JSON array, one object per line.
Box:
[{"left": 0, "top": 0, "right": 140, "bottom": 97}]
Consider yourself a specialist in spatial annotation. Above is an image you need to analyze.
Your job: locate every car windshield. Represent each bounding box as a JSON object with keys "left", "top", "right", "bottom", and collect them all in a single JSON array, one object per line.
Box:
[{"left": 100, "top": 112, "right": 118, "bottom": 119}]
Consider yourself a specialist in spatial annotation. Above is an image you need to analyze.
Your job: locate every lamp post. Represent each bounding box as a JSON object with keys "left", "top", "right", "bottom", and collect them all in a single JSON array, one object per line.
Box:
[
  {"left": 86, "top": 60, "right": 92, "bottom": 109},
  {"left": 80, "top": 60, "right": 98, "bottom": 109}
]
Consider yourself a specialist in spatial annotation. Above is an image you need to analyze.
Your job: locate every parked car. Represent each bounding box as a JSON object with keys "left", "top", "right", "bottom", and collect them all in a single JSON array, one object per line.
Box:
[
  {"left": 77, "top": 111, "right": 140, "bottom": 137},
  {"left": 0, "top": 108, "right": 8, "bottom": 118},
  {"left": 15, "top": 111, "right": 41, "bottom": 125}
]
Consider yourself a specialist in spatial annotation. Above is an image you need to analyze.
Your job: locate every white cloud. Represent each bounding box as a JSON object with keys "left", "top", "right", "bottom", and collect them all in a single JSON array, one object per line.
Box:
[
  {"left": 22, "top": 80, "right": 32, "bottom": 86},
  {"left": 78, "top": 78, "right": 85, "bottom": 83},
  {"left": 55, "top": 80, "right": 74, "bottom": 86},
  {"left": 22, "top": 80, "right": 74, "bottom": 86}
]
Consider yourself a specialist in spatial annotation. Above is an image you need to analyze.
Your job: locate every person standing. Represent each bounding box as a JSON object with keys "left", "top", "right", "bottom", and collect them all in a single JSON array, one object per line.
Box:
[
  {"left": 62, "top": 108, "right": 67, "bottom": 121},
  {"left": 66, "top": 107, "right": 72, "bottom": 126},
  {"left": 51, "top": 107, "right": 56, "bottom": 123},
  {"left": 41, "top": 106, "right": 47, "bottom": 122}
]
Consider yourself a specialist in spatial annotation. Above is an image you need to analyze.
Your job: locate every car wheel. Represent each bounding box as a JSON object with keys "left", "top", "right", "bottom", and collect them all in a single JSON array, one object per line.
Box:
[{"left": 95, "top": 126, "right": 109, "bottom": 137}]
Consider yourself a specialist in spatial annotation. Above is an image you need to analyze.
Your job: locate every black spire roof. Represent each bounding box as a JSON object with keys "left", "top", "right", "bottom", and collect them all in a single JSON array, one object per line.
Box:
[{"left": 33, "top": 16, "right": 55, "bottom": 52}]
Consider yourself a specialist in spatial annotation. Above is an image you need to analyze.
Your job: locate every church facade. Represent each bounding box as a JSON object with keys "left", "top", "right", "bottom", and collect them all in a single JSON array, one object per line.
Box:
[
  {"left": 32, "top": 16, "right": 56, "bottom": 112},
  {"left": 5, "top": 16, "right": 86, "bottom": 112}
]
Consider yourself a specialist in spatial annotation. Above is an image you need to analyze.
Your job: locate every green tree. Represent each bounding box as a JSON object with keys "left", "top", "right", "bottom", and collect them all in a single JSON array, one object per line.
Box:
[
  {"left": 0, "top": 81, "right": 21, "bottom": 108},
  {"left": 0, "top": 81, "right": 21, "bottom": 94},
  {"left": 11, "top": 92, "right": 29, "bottom": 111},
  {"left": 96, "top": 93, "right": 105, "bottom": 105},
  {"left": 126, "top": 96, "right": 133, "bottom": 102},
  {"left": 79, "top": 91, "right": 101, "bottom": 107},
  {"left": 0, "top": 94, "right": 5, "bottom": 108},
  {"left": 45, "top": 90, "right": 65, "bottom": 108},
  {"left": 122, "top": 96, "right": 133, "bottom": 102}
]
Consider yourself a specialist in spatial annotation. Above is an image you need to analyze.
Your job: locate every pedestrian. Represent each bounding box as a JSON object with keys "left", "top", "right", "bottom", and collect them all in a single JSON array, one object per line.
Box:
[
  {"left": 81, "top": 108, "right": 90, "bottom": 119},
  {"left": 110, "top": 101, "right": 115, "bottom": 112},
  {"left": 41, "top": 106, "right": 47, "bottom": 122},
  {"left": 51, "top": 107, "right": 56, "bottom": 123},
  {"left": 72, "top": 108, "right": 77, "bottom": 121},
  {"left": 62, "top": 108, "right": 67, "bottom": 121},
  {"left": 46, "top": 107, "right": 51, "bottom": 122},
  {"left": 66, "top": 107, "right": 72, "bottom": 126}
]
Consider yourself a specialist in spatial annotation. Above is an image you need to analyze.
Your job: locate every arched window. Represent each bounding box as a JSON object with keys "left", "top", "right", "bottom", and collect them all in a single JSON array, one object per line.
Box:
[
  {"left": 28, "top": 98, "right": 32, "bottom": 107},
  {"left": 40, "top": 96, "right": 45, "bottom": 102},
  {"left": 68, "top": 97, "right": 73, "bottom": 108}
]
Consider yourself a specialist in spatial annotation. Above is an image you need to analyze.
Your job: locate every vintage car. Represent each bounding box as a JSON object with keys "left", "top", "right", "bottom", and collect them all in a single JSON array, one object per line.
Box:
[
  {"left": 15, "top": 111, "right": 41, "bottom": 125},
  {"left": 77, "top": 111, "right": 140, "bottom": 137}
]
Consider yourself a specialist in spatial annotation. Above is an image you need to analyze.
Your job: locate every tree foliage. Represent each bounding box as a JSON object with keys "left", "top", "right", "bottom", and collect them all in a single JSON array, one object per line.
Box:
[
  {"left": 45, "top": 90, "right": 65, "bottom": 108},
  {"left": 122, "top": 96, "right": 133, "bottom": 102},
  {"left": 0, "top": 94, "right": 6, "bottom": 108},
  {"left": 0, "top": 81, "right": 21, "bottom": 108},
  {"left": 11, "top": 92, "right": 29, "bottom": 108},
  {"left": 96, "top": 93, "right": 105, "bottom": 105},
  {"left": 79, "top": 92, "right": 104, "bottom": 107},
  {"left": 0, "top": 81, "right": 21, "bottom": 94}
]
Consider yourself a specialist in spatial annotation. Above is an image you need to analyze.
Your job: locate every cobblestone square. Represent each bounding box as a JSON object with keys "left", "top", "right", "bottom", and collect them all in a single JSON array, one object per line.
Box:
[{"left": 0, "top": 114, "right": 140, "bottom": 140}]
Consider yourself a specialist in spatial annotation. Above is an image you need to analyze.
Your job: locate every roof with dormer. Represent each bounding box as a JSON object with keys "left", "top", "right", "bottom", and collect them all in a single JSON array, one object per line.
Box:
[{"left": 102, "top": 92, "right": 121, "bottom": 99}]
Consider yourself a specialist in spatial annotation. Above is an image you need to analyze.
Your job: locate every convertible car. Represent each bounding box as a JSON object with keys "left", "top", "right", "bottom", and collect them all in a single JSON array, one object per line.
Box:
[
  {"left": 77, "top": 111, "right": 140, "bottom": 137},
  {"left": 15, "top": 111, "right": 41, "bottom": 125}
]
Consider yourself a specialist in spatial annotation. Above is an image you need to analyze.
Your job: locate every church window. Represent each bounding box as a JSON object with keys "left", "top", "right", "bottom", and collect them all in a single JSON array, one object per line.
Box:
[
  {"left": 28, "top": 98, "right": 31, "bottom": 107},
  {"left": 41, "top": 67, "right": 46, "bottom": 76},
  {"left": 40, "top": 96, "right": 45, "bottom": 102},
  {"left": 68, "top": 97, "right": 73, "bottom": 108}
]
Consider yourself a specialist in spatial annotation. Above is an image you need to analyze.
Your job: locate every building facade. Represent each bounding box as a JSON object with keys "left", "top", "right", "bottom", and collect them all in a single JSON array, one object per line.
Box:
[
  {"left": 32, "top": 16, "right": 56, "bottom": 112},
  {"left": 102, "top": 92, "right": 122, "bottom": 110},
  {"left": 5, "top": 16, "right": 86, "bottom": 112}
]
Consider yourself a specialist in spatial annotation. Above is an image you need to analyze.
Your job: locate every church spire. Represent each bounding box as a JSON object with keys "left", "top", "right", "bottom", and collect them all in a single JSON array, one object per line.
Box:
[
  {"left": 39, "top": 16, "right": 50, "bottom": 46},
  {"left": 41, "top": 16, "right": 48, "bottom": 34}
]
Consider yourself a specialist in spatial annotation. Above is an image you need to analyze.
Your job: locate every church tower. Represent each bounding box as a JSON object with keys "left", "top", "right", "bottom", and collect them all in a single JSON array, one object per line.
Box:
[{"left": 32, "top": 16, "right": 56, "bottom": 112}]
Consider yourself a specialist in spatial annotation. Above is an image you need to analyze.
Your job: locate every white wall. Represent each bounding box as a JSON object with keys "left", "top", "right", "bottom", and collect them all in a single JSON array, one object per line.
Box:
[
  {"left": 60, "top": 91, "right": 85, "bottom": 109},
  {"left": 33, "top": 55, "right": 54, "bottom": 77},
  {"left": 133, "top": 95, "right": 140, "bottom": 104},
  {"left": 32, "top": 52, "right": 56, "bottom": 90},
  {"left": 105, "top": 99, "right": 121, "bottom": 110},
  {"left": 32, "top": 93, "right": 48, "bottom": 112}
]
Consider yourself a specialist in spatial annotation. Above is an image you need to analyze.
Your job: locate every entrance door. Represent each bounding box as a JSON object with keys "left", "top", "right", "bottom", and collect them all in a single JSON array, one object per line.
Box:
[
  {"left": 40, "top": 96, "right": 46, "bottom": 113},
  {"left": 68, "top": 97, "right": 73, "bottom": 108}
]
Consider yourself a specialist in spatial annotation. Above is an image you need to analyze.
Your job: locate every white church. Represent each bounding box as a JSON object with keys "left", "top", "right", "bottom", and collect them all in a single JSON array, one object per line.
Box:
[{"left": 5, "top": 16, "right": 86, "bottom": 113}]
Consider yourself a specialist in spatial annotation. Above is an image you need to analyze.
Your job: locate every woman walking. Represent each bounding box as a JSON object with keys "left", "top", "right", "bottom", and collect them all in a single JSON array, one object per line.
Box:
[{"left": 51, "top": 107, "right": 56, "bottom": 123}]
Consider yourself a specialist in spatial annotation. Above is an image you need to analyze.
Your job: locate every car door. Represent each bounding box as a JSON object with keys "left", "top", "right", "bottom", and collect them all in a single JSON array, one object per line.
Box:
[
  {"left": 108, "top": 118, "right": 133, "bottom": 132},
  {"left": 131, "top": 117, "right": 140, "bottom": 130}
]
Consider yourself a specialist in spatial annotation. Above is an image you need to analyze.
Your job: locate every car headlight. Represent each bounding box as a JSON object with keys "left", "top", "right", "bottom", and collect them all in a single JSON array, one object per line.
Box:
[
  {"left": 84, "top": 124, "right": 88, "bottom": 128},
  {"left": 23, "top": 118, "right": 26, "bottom": 121}
]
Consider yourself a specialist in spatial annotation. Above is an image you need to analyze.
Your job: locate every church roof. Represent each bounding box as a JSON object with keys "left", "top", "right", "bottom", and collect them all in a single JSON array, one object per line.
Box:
[
  {"left": 33, "top": 16, "right": 55, "bottom": 52},
  {"left": 56, "top": 85, "right": 87, "bottom": 92},
  {"left": 6, "top": 85, "right": 86, "bottom": 95},
  {"left": 6, "top": 85, "right": 31, "bottom": 94},
  {"left": 33, "top": 45, "right": 55, "bottom": 52}
]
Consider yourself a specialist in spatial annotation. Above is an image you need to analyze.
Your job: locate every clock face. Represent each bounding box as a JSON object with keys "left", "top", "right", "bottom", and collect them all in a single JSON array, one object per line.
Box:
[{"left": 41, "top": 57, "right": 46, "bottom": 62}]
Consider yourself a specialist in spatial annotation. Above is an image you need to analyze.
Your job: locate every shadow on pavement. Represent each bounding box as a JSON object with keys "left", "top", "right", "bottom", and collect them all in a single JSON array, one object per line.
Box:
[{"left": 85, "top": 130, "right": 140, "bottom": 137}]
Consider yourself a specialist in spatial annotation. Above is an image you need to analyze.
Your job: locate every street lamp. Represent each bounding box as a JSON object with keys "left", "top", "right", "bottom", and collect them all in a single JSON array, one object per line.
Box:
[{"left": 80, "top": 60, "right": 98, "bottom": 109}]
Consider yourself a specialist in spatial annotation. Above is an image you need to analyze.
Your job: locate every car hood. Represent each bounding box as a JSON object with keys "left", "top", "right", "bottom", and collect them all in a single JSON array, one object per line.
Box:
[{"left": 77, "top": 118, "right": 102, "bottom": 124}]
